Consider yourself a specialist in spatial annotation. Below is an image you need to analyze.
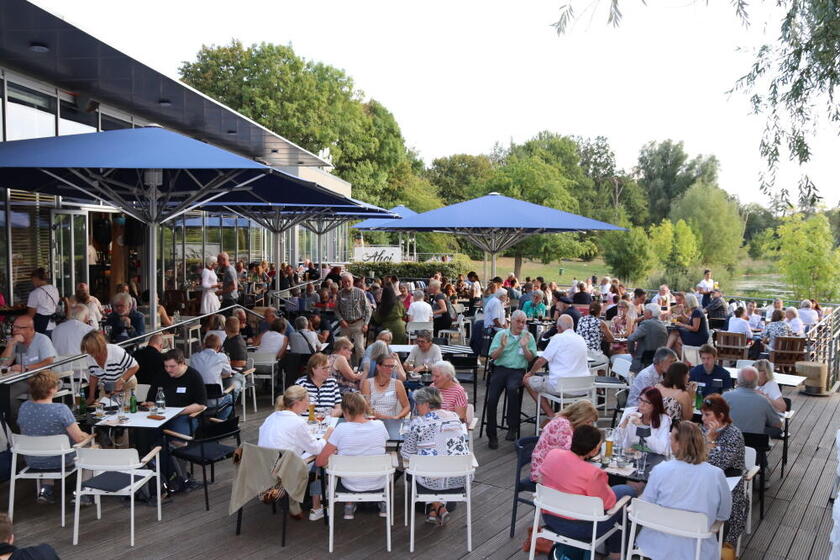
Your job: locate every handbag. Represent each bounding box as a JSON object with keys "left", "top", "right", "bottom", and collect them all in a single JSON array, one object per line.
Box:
[
  {"left": 259, "top": 451, "right": 288, "bottom": 504},
  {"left": 522, "top": 526, "right": 554, "bottom": 555}
]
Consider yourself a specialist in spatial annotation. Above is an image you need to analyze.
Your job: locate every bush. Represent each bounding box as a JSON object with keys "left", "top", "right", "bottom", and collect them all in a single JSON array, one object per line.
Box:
[{"left": 346, "top": 253, "right": 471, "bottom": 280}]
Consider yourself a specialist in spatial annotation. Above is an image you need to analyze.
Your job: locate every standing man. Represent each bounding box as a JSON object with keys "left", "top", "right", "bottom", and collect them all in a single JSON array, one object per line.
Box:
[
  {"left": 335, "top": 272, "right": 371, "bottom": 366},
  {"left": 697, "top": 269, "right": 715, "bottom": 308},
  {"left": 486, "top": 310, "right": 537, "bottom": 448},
  {"left": 217, "top": 252, "right": 239, "bottom": 315},
  {"left": 27, "top": 268, "right": 60, "bottom": 335}
]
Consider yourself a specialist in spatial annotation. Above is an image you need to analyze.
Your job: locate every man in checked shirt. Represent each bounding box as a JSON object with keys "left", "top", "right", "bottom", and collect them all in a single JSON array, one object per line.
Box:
[{"left": 335, "top": 272, "right": 371, "bottom": 366}]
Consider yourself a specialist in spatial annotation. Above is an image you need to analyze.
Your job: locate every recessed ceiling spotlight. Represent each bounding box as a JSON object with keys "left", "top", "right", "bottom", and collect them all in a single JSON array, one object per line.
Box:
[{"left": 29, "top": 42, "right": 49, "bottom": 53}]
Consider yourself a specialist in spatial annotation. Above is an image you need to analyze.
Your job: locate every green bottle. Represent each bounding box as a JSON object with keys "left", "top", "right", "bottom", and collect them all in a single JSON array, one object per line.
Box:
[
  {"left": 695, "top": 389, "right": 703, "bottom": 412},
  {"left": 78, "top": 387, "right": 87, "bottom": 415},
  {"left": 129, "top": 390, "right": 137, "bottom": 414}
]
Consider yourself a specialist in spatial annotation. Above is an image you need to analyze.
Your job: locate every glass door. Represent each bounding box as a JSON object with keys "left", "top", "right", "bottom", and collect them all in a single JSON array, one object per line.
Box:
[{"left": 51, "top": 210, "right": 88, "bottom": 297}]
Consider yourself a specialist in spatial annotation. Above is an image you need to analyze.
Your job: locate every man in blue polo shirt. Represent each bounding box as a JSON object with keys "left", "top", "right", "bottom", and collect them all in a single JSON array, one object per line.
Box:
[{"left": 689, "top": 344, "right": 732, "bottom": 397}]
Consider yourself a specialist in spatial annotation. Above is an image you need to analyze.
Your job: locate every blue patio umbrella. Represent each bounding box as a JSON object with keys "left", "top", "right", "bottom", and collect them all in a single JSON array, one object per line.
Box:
[
  {"left": 353, "top": 205, "right": 419, "bottom": 261},
  {"left": 376, "top": 192, "right": 624, "bottom": 275}
]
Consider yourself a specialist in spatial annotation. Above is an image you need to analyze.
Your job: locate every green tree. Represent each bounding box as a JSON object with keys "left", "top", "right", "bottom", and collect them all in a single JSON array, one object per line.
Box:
[
  {"left": 602, "top": 227, "right": 656, "bottom": 284},
  {"left": 425, "top": 154, "right": 495, "bottom": 205},
  {"left": 747, "top": 227, "right": 777, "bottom": 259},
  {"left": 671, "top": 219, "right": 700, "bottom": 271},
  {"left": 776, "top": 213, "right": 840, "bottom": 300},
  {"left": 577, "top": 136, "right": 648, "bottom": 225},
  {"left": 741, "top": 203, "right": 779, "bottom": 243},
  {"left": 648, "top": 219, "right": 674, "bottom": 266},
  {"left": 670, "top": 182, "right": 743, "bottom": 267},
  {"left": 636, "top": 140, "right": 719, "bottom": 224}
]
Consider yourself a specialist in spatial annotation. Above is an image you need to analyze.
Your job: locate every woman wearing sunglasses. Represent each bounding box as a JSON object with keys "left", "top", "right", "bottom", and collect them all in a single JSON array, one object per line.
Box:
[{"left": 617, "top": 386, "right": 671, "bottom": 454}]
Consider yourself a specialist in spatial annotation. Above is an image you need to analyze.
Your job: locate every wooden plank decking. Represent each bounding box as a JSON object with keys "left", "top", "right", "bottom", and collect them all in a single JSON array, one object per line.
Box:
[{"left": 4, "top": 378, "right": 838, "bottom": 559}]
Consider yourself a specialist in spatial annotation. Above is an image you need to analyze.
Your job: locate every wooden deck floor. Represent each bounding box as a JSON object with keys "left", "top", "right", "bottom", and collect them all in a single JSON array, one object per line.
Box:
[{"left": 4, "top": 378, "right": 838, "bottom": 560}]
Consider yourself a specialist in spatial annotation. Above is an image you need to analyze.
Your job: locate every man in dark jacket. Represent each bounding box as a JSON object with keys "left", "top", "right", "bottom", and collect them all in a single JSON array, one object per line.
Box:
[{"left": 0, "top": 513, "right": 60, "bottom": 559}]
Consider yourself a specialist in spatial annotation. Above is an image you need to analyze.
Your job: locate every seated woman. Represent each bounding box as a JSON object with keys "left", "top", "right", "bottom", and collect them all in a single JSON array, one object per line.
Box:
[
  {"left": 754, "top": 358, "right": 786, "bottom": 413},
  {"left": 328, "top": 337, "right": 365, "bottom": 393},
  {"left": 204, "top": 314, "right": 227, "bottom": 344},
  {"left": 400, "top": 387, "right": 470, "bottom": 525},
  {"left": 363, "top": 340, "right": 407, "bottom": 381},
  {"left": 538, "top": 425, "right": 638, "bottom": 560},
  {"left": 314, "top": 288, "right": 335, "bottom": 310},
  {"left": 430, "top": 360, "right": 468, "bottom": 421},
  {"left": 258, "top": 385, "right": 333, "bottom": 521},
  {"left": 360, "top": 330, "right": 392, "bottom": 374},
  {"left": 576, "top": 301, "right": 613, "bottom": 362},
  {"left": 521, "top": 290, "right": 547, "bottom": 319},
  {"left": 530, "top": 401, "right": 598, "bottom": 482},
  {"left": 316, "top": 392, "right": 389, "bottom": 520},
  {"left": 667, "top": 293, "right": 709, "bottom": 356},
  {"left": 655, "top": 362, "right": 696, "bottom": 423},
  {"left": 763, "top": 309, "right": 792, "bottom": 351},
  {"left": 17, "top": 371, "right": 90, "bottom": 504},
  {"left": 294, "top": 353, "right": 342, "bottom": 417},
  {"left": 637, "top": 421, "right": 732, "bottom": 560},
  {"left": 784, "top": 306, "right": 804, "bottom": 336},
  {"left": 617, "top": 386, "right": 671, "bottom": 454},
  {"left": 700, "top": 395, "right": 747, "bottom": 558},
  {"left": 256, "top": 318, "right": 288, "bottom": 360},
  {"left": 361, "top": 353, "right": 410, "bottom": 420}
]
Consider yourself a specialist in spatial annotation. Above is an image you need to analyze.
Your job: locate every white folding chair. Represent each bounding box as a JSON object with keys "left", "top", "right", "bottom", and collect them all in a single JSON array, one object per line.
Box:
[
  {"left": 439, "top": 314, "right": 467, "bottom": 344},
  {"left": 466, "top": 403, "right": 478, "bottom": 449},
  {"left": 625, "top": 498, "right": 725, "bottom": 560},
  {"left": 406, "top": 321, "right": 433, "bottom": 343},
  {"left": 737, "top": 446, "right": 760, "bottom": 556},
  {"left": 238, "top": 358, "right": 256, "bottom": 421},
  {"left": 250, "top": 352, "right": 280, "bottom": 408},
  {"left": 73, "top": 446, "right": 162, "bottom": 547},
  {"left": 536, "top": 376, "right": 596, "bottom": 435},
  {"left": 9, "top": 433, "right": 92, "bottom": 527},
  {"left": 528, "top": 483, "right": 630, "bottom": 560},
  {"left": 406, "top": 454, "right": 476, "bottom": 552},
  {"left": 326, "top": 454, "right": 395, "bottom": 552}
]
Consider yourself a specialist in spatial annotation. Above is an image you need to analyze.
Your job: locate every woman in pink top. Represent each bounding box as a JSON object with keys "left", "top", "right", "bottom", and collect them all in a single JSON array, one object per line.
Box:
[
  {"left": 530, "top": 401, "right": 598, "bottom": 482},
  {"left": 539, "top": 425, "right": 639, "bottom": 559},
  {"left": 431, "top": 361, "right": 468, "bottom": 421}
]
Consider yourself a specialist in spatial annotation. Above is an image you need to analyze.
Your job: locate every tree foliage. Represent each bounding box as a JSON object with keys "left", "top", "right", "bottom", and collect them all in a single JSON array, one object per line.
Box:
[
  {"left": 578, "top": 136, "right": 648, "bottom": 225},
  {"left": 648, "top": 219, "right": 674, "bottom": 267},
  {"left": 671, "top": 219, "right": 700, "bottom": 271},
  {"left": 602, "top": 226, "right": 656, "bottom": 284},
  {"left": 670, "top": 182, "right": 743, "bottom": 268},
  {"left": 776, "top": 213, "right": 840, "bottom": 301},
  {"left": 425, "top": 154, "right": 495, "bottom": 205}
]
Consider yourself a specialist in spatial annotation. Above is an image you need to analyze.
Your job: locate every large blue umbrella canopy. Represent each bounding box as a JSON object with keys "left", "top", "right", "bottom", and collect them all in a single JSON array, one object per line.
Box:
[{"left": 353, "top": 205, "right": 418, "bottom": 230}]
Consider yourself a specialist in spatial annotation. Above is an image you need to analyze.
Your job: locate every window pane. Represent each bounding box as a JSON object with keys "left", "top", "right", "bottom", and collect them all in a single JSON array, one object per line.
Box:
[
  {"left": 59, "top": 99, "right": 97, "bottom": 135},
  {"left": 221, "top": 215, "right": 236, "bottom": 256},
  {"left": 101, "top": 114, "right": 131, "bottom": 130},
  {"left": 184, "top": 213, "right": 202, "bottom": 287},
  {"left": 6, "top": 82, "right": 56, "bottom": 140}
]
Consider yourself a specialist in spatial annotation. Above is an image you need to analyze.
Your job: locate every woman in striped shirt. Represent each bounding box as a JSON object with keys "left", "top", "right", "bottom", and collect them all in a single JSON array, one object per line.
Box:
[
  {"left": 294, "top": 353, "right": 342, "bottom": 417},
  {"left": 81, "top": 330, "right": 139, "bottom": 405},
  {"left": 430, "top": 360, "right": 467, "bottom": 421}
]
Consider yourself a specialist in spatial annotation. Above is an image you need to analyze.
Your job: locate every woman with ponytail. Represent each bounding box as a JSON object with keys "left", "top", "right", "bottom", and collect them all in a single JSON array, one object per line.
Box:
[{"left": 258, "top": 384, "right": 333, "bottom": 521}]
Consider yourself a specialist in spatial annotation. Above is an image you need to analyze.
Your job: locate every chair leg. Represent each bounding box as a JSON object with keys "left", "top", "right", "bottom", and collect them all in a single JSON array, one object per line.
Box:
[
  {"left": 509, "top": 490, "right": 519, "bottom": 538},
  {"left": 527, "top": 505, "right": 540, "bottom": 560},
  {"left": 235, "top": 508, "right": 243, "bottom": 535},
  {"left": 385, "top": 481, "right": 391, "bottom": 552},
  {"left": 746, "top": 480, "right": 753, "bottom": 534},
  {"left": 759, "top": 465, "right": 765, "bottom": 519},
  {"left": 281, "top": 497, "right": 288, "bottom": 547},
  {"left": 211, "top": 462, "right": 215, "bottom": 483},
  {"left": 130, "top": 478, "right": 135, "bottom": 547},
  {"left": 73, "top": 472, "right": 82, "bottom": 546},
  {"left": 202, "top": 464, "right": 209, "bottom": 511},
  {"left": 7, "top": 456, "right": 16, "bottom": 523},
  {"left": 466, "top": 482, "right": 472, "bottom": 552},
  {"left": 409, "top": 480, "right": 416, "bottom": 553},
  {"left": 328, "top": 477, "right": 335, "bottom": 553},
  {"left": 61, "top": 469, "right": 66, "bottom": 527}
]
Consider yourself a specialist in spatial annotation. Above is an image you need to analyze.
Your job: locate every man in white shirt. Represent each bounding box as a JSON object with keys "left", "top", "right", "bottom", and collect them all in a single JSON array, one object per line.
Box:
[
  {"left": 524, "top": 315, "right": 590, "bottom": 418},
  {"left": 650, "top": 284, "right": 672, "bottom": 307},
  {"left": 189, "top": 334, "right": 235, "bottom": 417},
  {"left": 696, "top": 269, "right": 715, "bottom": 308},
  {"left": 765, "top": 298, "right": 783, "bottom": 322},
  {"left": 798, "top": 299, "right": 819, "bottom": 328},
  {"left": 51, "top": 305, "right": 95, "bottom": 357},
  {"left": 727, "top": 307, "right": 754, "bottom": 340},
  {"left": 406, "top": 290, "right": 434, "bottom": 324},
  {"left": 483, "top": 291, "right": 507, "bottom": 331},
  {"left": 26, "top": 268, "right": 60, "bottom": 335},
  {"left": 746, "top": 301, "right": 763, "bottom": 331}
]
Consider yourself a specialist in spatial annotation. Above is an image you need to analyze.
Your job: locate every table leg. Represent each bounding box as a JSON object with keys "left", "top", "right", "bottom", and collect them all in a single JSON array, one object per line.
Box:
[{"left": 781, "top": 416, "right": 789, "bottom": 478}]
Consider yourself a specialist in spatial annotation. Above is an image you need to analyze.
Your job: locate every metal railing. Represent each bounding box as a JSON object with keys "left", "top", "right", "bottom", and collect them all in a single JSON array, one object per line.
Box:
[{"left": 806, "top": 306, "right": 840, "bottom": 390}]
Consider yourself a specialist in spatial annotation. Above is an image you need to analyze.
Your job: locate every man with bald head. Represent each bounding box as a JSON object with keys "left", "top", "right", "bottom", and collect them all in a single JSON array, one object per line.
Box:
[
  {"left": 217, "top": 252, "right": 238, "bottom": 315},
  {"left": 0, "top": 315, "right": 56, "bottom": 373},
  {"left": 723, "top": 366, "right": 784, "bottom": 435},
  {"left": 524, "top": 314, "right": 590, "bottom": 418}
]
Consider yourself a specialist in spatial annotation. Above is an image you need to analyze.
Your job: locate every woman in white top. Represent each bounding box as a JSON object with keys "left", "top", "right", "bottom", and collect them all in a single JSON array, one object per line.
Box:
[
  {"left": 361, "top": 353, "right": 410, "bottom": 419},
  {"left": 257, "top": 318, "right": 288, "bottom": 360},
  {"left": 258, "top": 385, "right": 333, "bottom": 521},
  {"left": 200, "top": 258, "right": 221, "bottom": 315},
  {"left": 204, "top": 314, "right": 227, "bottom": 344},
  {"left": 636, "top": 421, "right": 731, "bottom": 560},
  {"left": 798, "top": 299, "right": 819, "bottom": 328},
  {"left": 617, "top": 386, "right": 671, "bottom": 455},
  {"left": 726, "top": 307, "right": 753, "bottom": 338},
  {"left": 784, "top": 307, "right": 804, "bottom": 336},
  {"left": 316, "top": 392, "right": 389, "bottom": 520},
  {"left": 754, "top": 358, "right": 786, "bottom": 413}
]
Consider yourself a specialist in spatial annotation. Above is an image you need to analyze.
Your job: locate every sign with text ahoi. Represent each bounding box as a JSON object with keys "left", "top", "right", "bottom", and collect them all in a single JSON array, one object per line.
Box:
[{"left": 353, "top": 246, "right": 402, "bottom": 263}]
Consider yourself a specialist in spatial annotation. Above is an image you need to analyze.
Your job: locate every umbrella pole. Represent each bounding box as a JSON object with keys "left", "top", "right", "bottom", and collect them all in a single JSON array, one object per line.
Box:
[
  {"left": 491, "top": 252, "right": 497, "bottom": 278},
  {"left": 148, "top": 222, "right": 159, "bottom": 331}
]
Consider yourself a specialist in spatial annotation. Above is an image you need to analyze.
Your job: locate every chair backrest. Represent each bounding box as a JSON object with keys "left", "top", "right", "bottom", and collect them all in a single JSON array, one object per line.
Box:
[
  {"left": 135, "top": 383, "right": 151, "bottom": 403},
  {"left": 515, "top": 436, "right": 540, "bottom": 474},
  {"left": 251, "top": 352, "right": 278, "bottom": 365},
  {"left": 205, "top": 384, "right": 224, "bottom": 399},
  {"left": 406, "top": 321, "right": 433, "bottom": 333},
  {"left": 75, "top": 447, "right": 140, "bottom": 470},
  {"left": 408, "top": 454, "right": 475, "bottom": 477},
  {"left": 10, "top": 433, "right": 71, "bottom": 455},
  {"left": 449, "top": 354, "right": 478, "bottom": 368},
  {"left": 196, "top": 415, "right": 241, "bottom": 441},
  {"left": 612, "top": 359, "right": 631, "bottom": 382},
  {"left": 629, "top": 498, "right": 714, "bottom": 537},
  {"left": 742, "top": 432, "right": 771, "bottom": 454},
  {"left": 327, "top": 453, "right": 394, "bottom": 477},
  {"left": 735, "top": 359, "right": 754, "bottom": 370},
  {"left": 555, "top": 375, "right": 596, "bottom": 392},
  {"left": 744, "top": 446, "right": 757, "bottom": 470},
  {"left": 534, "top": 484, "right": 605, "bottom": 520}
]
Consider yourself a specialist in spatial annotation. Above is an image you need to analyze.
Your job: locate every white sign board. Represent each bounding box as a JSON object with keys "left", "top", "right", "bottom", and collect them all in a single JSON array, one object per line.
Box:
[{"left": 353, "top": 246, "right": 402, "bottom": 263}]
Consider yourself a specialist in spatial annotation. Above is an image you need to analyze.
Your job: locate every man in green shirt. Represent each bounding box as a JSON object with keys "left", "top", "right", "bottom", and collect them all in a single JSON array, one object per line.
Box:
[{"left": 486, "top": 310, "right": 537, "bottom": 448}]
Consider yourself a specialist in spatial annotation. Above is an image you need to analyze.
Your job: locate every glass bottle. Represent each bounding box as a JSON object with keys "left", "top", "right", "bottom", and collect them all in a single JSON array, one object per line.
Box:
[
  {"left": 155, "top": 387, "right": 166, "bottom": 413},
  {"left": 129, "top": 389, "right": 137, "bottom": 414}
]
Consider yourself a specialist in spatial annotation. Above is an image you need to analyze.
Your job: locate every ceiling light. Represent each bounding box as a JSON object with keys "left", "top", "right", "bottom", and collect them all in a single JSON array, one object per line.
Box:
[
  {"left": 226, "top": 129, "right": 237, "bottom": 135},
  {"left": 29, "top": 42, "right": 49, "bottom": 53},
  {"left": 158, "top": 98, "right": 172, "bottom": 107},
  {"left": 271, "top": 149, "right": 279, "bottom": 153}
]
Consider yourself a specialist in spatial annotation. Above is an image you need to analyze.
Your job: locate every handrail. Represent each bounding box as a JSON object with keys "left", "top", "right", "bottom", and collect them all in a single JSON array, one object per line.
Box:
[{"left": 0, "top": 303, "right": 268, "bottom": 386}]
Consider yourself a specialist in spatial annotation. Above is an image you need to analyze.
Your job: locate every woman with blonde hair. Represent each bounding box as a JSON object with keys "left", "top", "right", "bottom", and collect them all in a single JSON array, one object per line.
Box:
[
  {"left": 328, "top": 337, "right": 364, "bottom": 393},
  {"left": 529, "top": 401, "right": 598, "bottom": 481},
  {"left": 667, "top": 293, "right": 709, "bottom": 356},
  {"left": 635, "top": 421, "right": 732, "bottom": 559},
  {"left": 81, "top": 330, "right": 139, "bottom": 405},
  {"left": 258, "top": 384, "right": 332, "bottom": 520},
  {"left": 754, "top": 358, "right": 786, "bottom": 412}
]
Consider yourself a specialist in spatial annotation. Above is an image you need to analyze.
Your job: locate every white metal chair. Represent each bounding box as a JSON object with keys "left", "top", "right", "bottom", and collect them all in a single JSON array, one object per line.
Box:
[
  {"left": 439, "top": 314, "right": 467, "bottom": 344},
  {"left": 326, "top": 454, "right": 395, "bottom": 552},
  {"left": 737, "top": 446, "right": 761, "bottom": 556},
  {"left": 528, "top": 483, "right": 630, "bottom": 560},
  {"left": 406, "top": 321, "right": 433, "bottom": 343},
  {"left": 832, "top": 430, "right": 840, "bottom": 504},
  {"left": 250, "top": 352, "right": 280, "bottom": 408},
  {"left": 237, "top": 358, "right": 256, "bottom": 421},
  {"left": 624, "top": 498, "right": 725, "bottom": 560},
  {"left": 73, "top": 446, "right": 162, "bottom": 547},
  {"left": 536, "top": 376, "right": 596, "bottom": 435},
  {"left": 8, "top": 433, "right": 93, "bottom": 527},
  {"left": 406, "top": 454, "right": 476, "bottom": 552}
]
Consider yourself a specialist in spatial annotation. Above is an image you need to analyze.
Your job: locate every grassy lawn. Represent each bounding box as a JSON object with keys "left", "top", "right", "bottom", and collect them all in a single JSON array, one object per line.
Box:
[{"left": 468, "top": 257, "right": 610, "bottom": 285}]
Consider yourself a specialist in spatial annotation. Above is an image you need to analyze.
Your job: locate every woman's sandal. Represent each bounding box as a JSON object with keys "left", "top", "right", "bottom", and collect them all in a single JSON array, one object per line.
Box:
[
  {"left": 425, "top": 505, "right": 438, "bottom": 524},
  {"left": 435, "top": 504, "right": 449, "bottom": 526}
]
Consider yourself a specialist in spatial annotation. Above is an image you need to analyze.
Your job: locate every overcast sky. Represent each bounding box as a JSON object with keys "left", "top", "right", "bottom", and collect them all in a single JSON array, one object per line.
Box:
[{"left": 33, "top": 0, "right": 840, "bottom": 206}]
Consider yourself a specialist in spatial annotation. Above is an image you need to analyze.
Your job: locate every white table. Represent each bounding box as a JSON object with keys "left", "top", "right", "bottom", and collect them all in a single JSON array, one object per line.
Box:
[
  {"left": 724, "top": 367, "right": 805, "bottom": 387},
  {"left": 390, "top": 344, "right": 473, "bottom": 355},
  {"left": 95, "top": 406, "right": 185, "bottom": 429}
]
